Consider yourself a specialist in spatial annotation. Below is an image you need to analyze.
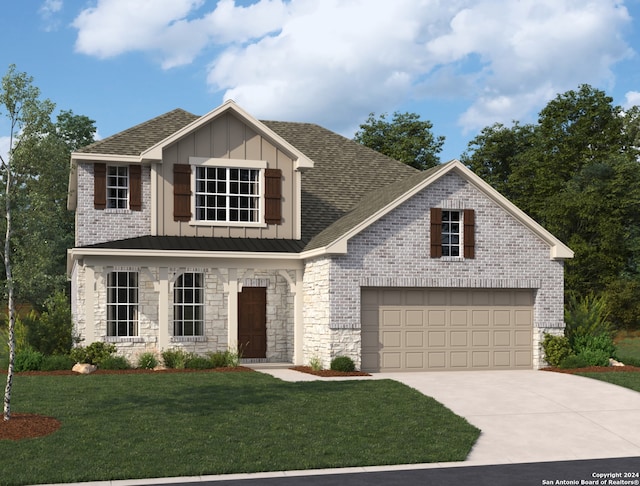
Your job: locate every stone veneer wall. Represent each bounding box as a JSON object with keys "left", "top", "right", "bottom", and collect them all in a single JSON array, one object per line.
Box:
[
  {"left": 75, "top": 162, "right": 151, "bottom": 246},
  {"left": 72, "top": 264, "right": 295, "bottom": 363},
  {"left": 302, "top": 172, "right": 567, "bottom": 370}
]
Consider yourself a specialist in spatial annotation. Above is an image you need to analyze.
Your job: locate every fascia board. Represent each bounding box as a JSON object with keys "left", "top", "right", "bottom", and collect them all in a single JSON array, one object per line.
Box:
[
  {"left": 67, "top": 159, "right": 78, "bottom": 211},
  {"left": 140, "top": 100, "right": 314, "bottom": 170},
  {"left": 71, "top": 152, "right": 141, "bottom": 163},
  {"left": 68, "top": 247, "right": 304, "bottom": 261}
]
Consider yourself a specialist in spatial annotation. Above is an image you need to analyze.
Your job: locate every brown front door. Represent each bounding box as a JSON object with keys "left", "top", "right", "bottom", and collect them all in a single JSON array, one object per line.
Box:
[{"left": 237, "top": 287, "right": 267, "bottom": 359}]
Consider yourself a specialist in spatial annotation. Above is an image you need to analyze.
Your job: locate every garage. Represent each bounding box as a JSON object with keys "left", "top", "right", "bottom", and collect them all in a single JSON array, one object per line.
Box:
[{"left": 361, "top": 288, "right": 533, "bottom": 372}]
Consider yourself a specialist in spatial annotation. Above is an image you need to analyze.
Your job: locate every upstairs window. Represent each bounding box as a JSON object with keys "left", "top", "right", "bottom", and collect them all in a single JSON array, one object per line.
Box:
[
  {"left": 194, "top": 167, "right": 260, "bottom": 223},
  {"left": 107, "top": 166, "right": 128, "bottom": 209},
  {"left": 94, "top": 163, "right": 142, "bottom": 211},
  {"left": 430, "top": 208, "right": 475, "bottom": 259}
]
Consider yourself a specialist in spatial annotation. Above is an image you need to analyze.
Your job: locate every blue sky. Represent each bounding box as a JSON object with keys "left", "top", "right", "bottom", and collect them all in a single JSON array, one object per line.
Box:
[{"left": 1, "top": 0, "right": 640, "bottom": 163}]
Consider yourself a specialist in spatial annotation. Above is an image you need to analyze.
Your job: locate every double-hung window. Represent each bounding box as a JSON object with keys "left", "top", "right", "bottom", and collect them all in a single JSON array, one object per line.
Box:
[
  {"left": 173, "top": 272, "right": 204, "bottom": 337},
  {"left": 107, "top": 271, "right": 138, "bottom": 337},
  {"left": 430, "top": 208, "right": 475, "bottom": 259},
  {"left": 194, "top": 167, "right": 260, "bottom": 223},
  {"left": 107, "top": 166, "right": 129, "bottom": 209}
]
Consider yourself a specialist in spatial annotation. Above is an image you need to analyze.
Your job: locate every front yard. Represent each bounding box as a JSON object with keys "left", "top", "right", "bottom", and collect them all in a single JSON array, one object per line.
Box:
[{"left": 0, "top": 371, "right": 480, "bottom": 485}]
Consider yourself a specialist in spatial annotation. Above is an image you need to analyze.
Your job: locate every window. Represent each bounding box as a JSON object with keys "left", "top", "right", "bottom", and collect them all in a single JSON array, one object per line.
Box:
[
  {"left": 94, "top": 163, "right": 141, "bottom": 211},
  {"left": 430, "top": 208, "right": 475, "bottom": 259},
  {"left": 107, "top": 166, "right": 129, "bottom": 209},
  {"left": 194, "top": 167, "right": 260, "bottom": 222},
  {"left": 107, "top": 271, "right": 138, "bottom": 337},
  {"left": 442, "top": 210, "right": 461, "bottom": 257},
  {"left": 173, "top": 272, "right": 204, "bottom": 336}
]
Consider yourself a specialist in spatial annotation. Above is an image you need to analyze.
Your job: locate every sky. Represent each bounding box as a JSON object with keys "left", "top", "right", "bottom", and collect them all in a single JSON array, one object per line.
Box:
[{"left": 1, "top": 0, "right": 640, "bottom": 163}]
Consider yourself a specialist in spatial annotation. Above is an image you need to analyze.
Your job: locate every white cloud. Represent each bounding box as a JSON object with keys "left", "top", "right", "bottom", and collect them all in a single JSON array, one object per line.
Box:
[
  {"left": 71, "top": 0, "right": 634, "bottom": 134},
  {"left": 39, "top": 0, "right": 64, "bottom": 32},
  {"left": 624, "top": 91, "right": 640, "bottom": 109}
]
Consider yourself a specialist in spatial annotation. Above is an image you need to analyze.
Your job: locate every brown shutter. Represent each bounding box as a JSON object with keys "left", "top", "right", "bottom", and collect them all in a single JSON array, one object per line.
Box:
[
  {"left": 463, "top": 208, "right": 475, "bottom": 259},
  {"left": 430, "top": 207, "right": 442, "bottom": 258},
  {"left": 264, "top": 168, "right": 282, "bottom": 225},
  {"left": 129, "top": 165, "right": 142, "bottom": 211},
  {"left": 94, "top": 163, "right": 106, "bottom": 210},
  {"left": 173, "top": 164, "right": 192, "bottom": 222}
]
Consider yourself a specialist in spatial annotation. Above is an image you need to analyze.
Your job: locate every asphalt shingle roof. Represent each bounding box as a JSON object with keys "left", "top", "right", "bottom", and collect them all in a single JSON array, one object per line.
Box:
[
  {"left": 85, "top": 236, "right": 306, "bottom": 253},
  {"left": 77, "top": 109, "right": 427, "bottom": 252}
]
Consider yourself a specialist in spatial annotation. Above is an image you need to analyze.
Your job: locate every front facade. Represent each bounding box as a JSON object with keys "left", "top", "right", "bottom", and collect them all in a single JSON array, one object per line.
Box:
[{"left": 68, "top": 101, "right": 572, "bottom": 371}]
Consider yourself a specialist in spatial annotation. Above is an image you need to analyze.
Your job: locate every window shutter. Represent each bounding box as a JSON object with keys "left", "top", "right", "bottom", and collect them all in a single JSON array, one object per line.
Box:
[
  {"left": 129, "top": 165, "right": 142, "bottom": 211},
  {"left": 264, "top": 168, "right": 282, "bottom": 225},
  {"left": 430, "top": 207, "right": 442, "bottom": 258},
  {"left": 173, "top": 164, "right": 192, "bottom": 222},
  {"left": 463, "top": 209, "right": 475, "bottom": 259},
  {"left": 94, "top": 163, "right": 106, "bottom": 210}
]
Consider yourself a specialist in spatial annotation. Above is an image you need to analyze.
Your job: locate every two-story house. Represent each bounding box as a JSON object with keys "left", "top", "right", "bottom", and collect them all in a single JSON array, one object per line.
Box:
[{"left": 67, "top": 100, "right": 572, "bottom": 371}]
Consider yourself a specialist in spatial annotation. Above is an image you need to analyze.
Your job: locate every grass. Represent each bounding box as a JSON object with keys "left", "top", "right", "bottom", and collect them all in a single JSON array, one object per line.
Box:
[
  {"left": 615, "top": 333, "right": 640, "bottom": 366},
  {"left": 575, "top": 371, "right": 640, "bottom": 392},
  {"left": 0, "top": 372, "right": 480, "bottom": 485}
]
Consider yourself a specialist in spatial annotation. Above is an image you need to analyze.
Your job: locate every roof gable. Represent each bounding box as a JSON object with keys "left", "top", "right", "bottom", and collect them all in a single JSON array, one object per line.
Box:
[{"left": 303, "top": 160, "right": 573, "bottom": 260}]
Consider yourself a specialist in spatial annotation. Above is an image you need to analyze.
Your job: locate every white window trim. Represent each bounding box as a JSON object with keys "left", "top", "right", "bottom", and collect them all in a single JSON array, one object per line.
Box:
[
  {"left": 106, "top": 270, "right": 139, "bottom": 338},
  {"left": 106, "top": 165, "right": 129, "bottom": 210},
  {"left": 173, "top": 272, "right": 205, "bottom": 338},
  {"left": 188, "top": 157, "right": 268, "bottom": 227},
  {"left": 441, "top": 209, "right": 464, "bottom": 258}
]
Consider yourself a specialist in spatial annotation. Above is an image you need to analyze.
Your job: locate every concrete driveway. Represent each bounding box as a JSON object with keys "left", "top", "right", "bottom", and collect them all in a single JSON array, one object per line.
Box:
[{"left": 375, "top": 370, "right": 640, "bottom": 464}]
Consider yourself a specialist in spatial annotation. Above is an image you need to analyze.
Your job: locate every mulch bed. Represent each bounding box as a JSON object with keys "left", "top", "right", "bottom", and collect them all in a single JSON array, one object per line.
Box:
[
  {"left": 290, "top": 366, "right": 371, "bottom": 377},
  {"left": 1, "top": 366, "right": 255, "bottom": 376},
  {"left": 0, "top": 413, "right": 61, "bottom": 441}
]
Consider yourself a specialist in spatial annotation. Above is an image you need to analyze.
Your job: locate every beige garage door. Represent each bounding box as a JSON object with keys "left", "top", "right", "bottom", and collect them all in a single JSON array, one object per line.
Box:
[{"left": 361, "top": 288, "right": 533, "bottom": 371}]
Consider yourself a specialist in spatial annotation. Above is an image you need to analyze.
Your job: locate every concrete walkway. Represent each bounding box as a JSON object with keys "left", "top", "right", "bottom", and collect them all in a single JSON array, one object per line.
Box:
[{"left": 258, "top": 368, "right": 640, "bottom": 464}]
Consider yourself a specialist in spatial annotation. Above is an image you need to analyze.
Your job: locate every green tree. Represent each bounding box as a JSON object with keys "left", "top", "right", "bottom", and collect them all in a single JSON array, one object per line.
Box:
[
  {"left": 354, "top": 111, "right": 445, "bottom": 170},
  {"left": 463, "top": 85, "right": 640, "bottom": 330},
  {"left": 1, "top": 64, "right": 55, "bottom": 420}
]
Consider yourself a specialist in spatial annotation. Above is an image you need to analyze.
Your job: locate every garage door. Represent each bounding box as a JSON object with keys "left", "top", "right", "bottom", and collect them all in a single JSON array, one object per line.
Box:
[{"left": 361, "top": 288, "right": 533, "bottom": 371}]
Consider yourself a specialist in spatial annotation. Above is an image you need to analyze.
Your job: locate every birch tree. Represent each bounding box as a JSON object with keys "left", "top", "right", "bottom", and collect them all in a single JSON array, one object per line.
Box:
[{"left": 1, "top": 65, "right": 54, "bottom": 421}]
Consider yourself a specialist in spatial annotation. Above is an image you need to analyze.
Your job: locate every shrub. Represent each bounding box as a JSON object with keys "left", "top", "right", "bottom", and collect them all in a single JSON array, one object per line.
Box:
[
  {"left": 541, "top": 334, "right": 573, "bottom": 367},
  {"left": 185, "top": 355, "right": 213, "bottom": 369},
  {"left": 309, "top": 355, "right": 323, "bottom": 371},
  {"left": 564, "top": 293, "right": 612, "bottom": 349},
  {"left": 330, "top": 355, "right": 355, "bottom": 372},
  {"left": 559, "top": 354, "right": 589, "bottom": 369},
  {"left": 620, "top": 356, "right": 640, "bottom": 367},
  {"left": 27, "top": 291, "right": 74, "bottom": 356},
  {"left": 137, "top": 351, "right": 159, "bottom": 370},
  {"left": 14, "top": 349, "right": 44, "bottom": 372},
  {"left": 206, "top": 351, "right": 228, "bottom": 368},
  {"left": 99, "top": 355, "right": 132, "bottom": 370},
  {"left": 70, "top": 342, "right": 117, "bottom": 366},
  {"left": 577, "top": 349, "right": 610, "bottom": 367},
  {"left": 161, "top": 348, "right": 192, "bottom": 369},
  {"left": 573, "top": 333, "right": 616, "bottom": 359},
  {"left": 40, "top": 354, "right": 75, "bottom": 371}
]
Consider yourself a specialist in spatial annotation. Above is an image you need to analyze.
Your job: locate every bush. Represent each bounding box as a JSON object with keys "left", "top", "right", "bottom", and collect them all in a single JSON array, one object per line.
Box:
[
  {"left": 573, "top": 333, "right": 616, "bottom": 359},
  {"left": 330, "top": 355, "right": 355, "bottom": 372},
  {"left": 70, "top": 342, "right": 117, "bottom": 366},
  {"left": 14, "top": 349, "right": 44, "bottom": 372},
  {"left": 162, "top": 348, "right": 192, "bottom": 369},
  {"left": 576, "top": 349, "right": 610, "bottom": 367},
  {"left": 564, "top": 293, "right": 612, "bottom": 349},
  {"left": 99, "top": 355, "right": 131, "bottom": 370},
  {"left": 541, "top": 334, "right": 573, "bottom": 367},
  {"left": 137, "top": 351, "right": 159, "bottom": 370},
  {"left": 309, "top": 355, "right": 323, "bottom": 371},
  {"left": 40, "top": 354, "right": 75, "bottom": 371},
  {"left": 185, "top": 355, "right": 213, "bottom": 369},
  {"left": 559, "top": 354, "right": 589, "bottom": 369},
  {"left": 620, "top": 356, "right": 640, "bottom": 367},
  {"left": 206, "top": 349, "right": 241, "bottom": 368},
  {"left": 27, "top": 291, "right": 74, "bottom": 356}
]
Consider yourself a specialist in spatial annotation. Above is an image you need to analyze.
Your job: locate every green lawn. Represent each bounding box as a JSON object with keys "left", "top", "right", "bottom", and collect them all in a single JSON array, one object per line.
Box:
[
  {"left": 0, "top": 371, "right": 480, "bottom": 486},
  {"left": 576, "top": 371, "right": 640, "bottom": 392},
  {"left": 615, "top": 334, "right": 640, "bottom": 366}
]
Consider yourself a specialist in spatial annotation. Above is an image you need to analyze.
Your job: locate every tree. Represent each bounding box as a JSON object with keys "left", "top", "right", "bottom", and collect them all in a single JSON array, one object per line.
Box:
[
  {"left": 11, "top": 110, "right": 95, "bottom": 308},
  {"left": 1, "top": 64, "right": 54, "bottom": 421},
  {"left": 354, "top": 111, "right": 445, "bottom": 170},
  {"left": 463, "top": 85, "right": 640, "bottom": 330}
]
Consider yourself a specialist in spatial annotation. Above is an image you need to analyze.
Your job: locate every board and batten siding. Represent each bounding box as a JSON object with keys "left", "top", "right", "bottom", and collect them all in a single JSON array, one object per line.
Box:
[{"left": 154, "top": 112, "right": 297, "bottom": 239}]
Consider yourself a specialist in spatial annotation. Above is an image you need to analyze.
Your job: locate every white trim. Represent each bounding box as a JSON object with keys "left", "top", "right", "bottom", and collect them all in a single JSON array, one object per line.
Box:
[
  {"left": 71, "top": 153, "right": 141, "bottom": 164},
  {"left": 189, "top": 157, "right": 268, "bottom": 169}
]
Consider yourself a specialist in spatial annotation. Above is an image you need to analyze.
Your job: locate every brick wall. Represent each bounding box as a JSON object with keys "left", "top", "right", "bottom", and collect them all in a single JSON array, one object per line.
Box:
[{"left": 75, "top": 162, "right": 151, "bottom": 246}]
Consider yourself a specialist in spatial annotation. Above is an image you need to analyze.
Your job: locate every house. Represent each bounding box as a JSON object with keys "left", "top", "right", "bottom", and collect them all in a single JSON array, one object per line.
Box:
[{"left": 67, "top": 100, "right": 573, "bottom": 372}]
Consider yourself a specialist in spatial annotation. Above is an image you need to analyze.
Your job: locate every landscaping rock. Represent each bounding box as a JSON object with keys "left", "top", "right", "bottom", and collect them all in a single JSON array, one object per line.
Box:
[
  {"left": 72, "top": 363, "right": 97, "bottom": 374},
  {"left": 609, "top": 358, "right": 625, "bottom": 367}
]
